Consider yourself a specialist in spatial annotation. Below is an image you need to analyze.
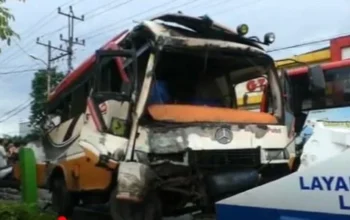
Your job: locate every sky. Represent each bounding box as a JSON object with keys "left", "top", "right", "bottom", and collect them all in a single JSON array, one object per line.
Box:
[{"left": 0, "top": 0, "right": 349, "bottom": 136}]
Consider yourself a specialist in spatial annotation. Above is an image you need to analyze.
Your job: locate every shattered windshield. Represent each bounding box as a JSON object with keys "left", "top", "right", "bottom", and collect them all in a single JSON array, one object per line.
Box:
[{"left": 149, "top": 49, "right": 277, "bottom": 111}]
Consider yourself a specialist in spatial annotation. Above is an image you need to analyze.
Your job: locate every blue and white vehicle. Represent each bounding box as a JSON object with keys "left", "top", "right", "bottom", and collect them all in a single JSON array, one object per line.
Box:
[{"left": 216, "top": 120, "right": 350, "bottom": 220}]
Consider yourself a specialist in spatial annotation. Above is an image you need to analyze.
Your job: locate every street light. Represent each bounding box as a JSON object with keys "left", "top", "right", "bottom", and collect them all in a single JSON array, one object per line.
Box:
[
  {"left": 29, "top": 54, "right": 48, "bottom": 67},
  {"left": 29, "top": 54, "right": 51, "bottom": 98}
]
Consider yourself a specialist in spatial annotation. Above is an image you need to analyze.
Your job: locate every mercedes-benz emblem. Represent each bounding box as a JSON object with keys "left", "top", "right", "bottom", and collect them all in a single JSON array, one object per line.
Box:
[{"left": 215, "top": 127, "right": 233, "bottom": 144}]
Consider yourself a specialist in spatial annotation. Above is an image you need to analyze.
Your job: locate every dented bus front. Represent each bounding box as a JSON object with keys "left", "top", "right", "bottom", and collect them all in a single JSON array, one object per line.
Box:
[
  {"left": 97, "top": 14, "right": 294, "bottom": 217},
  {"left": 15, "top": 14, "right": 295, "bottom": 219}
]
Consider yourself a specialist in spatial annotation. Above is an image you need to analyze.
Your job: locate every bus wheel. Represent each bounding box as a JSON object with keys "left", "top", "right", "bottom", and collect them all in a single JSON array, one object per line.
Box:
[
  {"left": 109, "top": 189, "right": 162, "bottom": 220},
  {"left": 51, "top": 177, "right": 78, "bottom": 216}
]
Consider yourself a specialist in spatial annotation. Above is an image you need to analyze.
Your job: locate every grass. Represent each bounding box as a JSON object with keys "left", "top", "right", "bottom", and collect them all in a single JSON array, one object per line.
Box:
[{"left": 0, "top": 201, "right": 55, "bottom": 220}]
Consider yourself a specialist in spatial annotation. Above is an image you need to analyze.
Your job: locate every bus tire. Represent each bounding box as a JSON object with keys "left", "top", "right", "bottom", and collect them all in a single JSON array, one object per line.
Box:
[
  {"left": 109, "top": 189, "right": 162, "bottom": 220},
  {"left": 51, "top": 176, "right": 78, "bottom": 216}
]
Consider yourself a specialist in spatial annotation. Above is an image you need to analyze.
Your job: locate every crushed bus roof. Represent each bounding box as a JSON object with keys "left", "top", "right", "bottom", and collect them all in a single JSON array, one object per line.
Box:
[{"left": 48, "top": 13, "right": 267, "bottom": 104}]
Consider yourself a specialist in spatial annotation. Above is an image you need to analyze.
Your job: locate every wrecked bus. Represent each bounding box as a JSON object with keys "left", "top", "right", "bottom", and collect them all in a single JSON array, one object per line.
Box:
[{"left": 15, "top": 14, "right": 295, "bottom": 219}]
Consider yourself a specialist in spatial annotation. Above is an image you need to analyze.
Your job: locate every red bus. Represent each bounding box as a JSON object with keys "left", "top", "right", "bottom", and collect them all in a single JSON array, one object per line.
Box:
[{"left": 285, "top": 58, "right": 350, "bottom": 113}]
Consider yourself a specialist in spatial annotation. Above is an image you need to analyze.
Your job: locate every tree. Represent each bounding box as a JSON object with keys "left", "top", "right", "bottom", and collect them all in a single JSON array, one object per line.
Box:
[
  {"left": 0, "top": 0, "right": 24, "bottom": 48},
  {"left": 4, "top": 133, "right": 39, "bottom": 145},
  {"left": 29, "top": 68, "right": 64, "bottom": 130}
]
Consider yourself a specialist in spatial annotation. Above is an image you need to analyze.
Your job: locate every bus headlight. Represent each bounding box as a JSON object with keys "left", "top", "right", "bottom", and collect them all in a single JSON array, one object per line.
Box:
[
  {"left": 237, "top": 24, "right": 249, "bottom": 36},
  {"left": 264, "top": 32, "right": 275, "bottom": 45}
]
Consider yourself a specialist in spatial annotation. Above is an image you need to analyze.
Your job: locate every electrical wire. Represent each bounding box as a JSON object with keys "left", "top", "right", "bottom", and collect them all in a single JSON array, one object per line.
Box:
[
  {"left": 18, "top": 0, "right": 86, "bottom": 39},
  {"left": 37, "top": 0, "right": 134, "bottom": 39},
  {"left": 0, "top": 98, "right": 32, "bottom": 123},
  {"left": 13, "top": 41, "right": 42, "bottom": 67},
  {"left": 268, "top": 32, "right": 350, "bottom": 52},
  {"left": 78, "top": 0, "right": 181, "bottom": 39},
  {"left": 0, "top": 69, "right": 40, "bottom": 75},
  {"left": 1, "top": 64, "right": 35, "bottom": 70},
  {"left": 81, "top": 0, "right": 264, "bottom": 42},
  {"left": 84, "top": 0, "right": 132, "bottom": 19},
  {"left": 0, "top": 43, "right": 38, "bottom": 67},
  {"left": 5, "top": 0, "right": 348, "bottom": 83},
  {"left": 38, "top": 0, "right": 132, "bottom": 39},
  {"left": 1, "top": 0, "right": 200, "bottom": 69},
  {"left": 0, "top": 0, "right": 135, "bottom": 69},
  {"left": 0, "top": 98, "right": 31, "bottom": 119},
  {"left": 80, "top": 0, "right": 202, "bottom": 41},
  {"left": 0, "top": 102, "right": 32, "bottom": 123},
  {"left": 0, "top": 0, "right": 92, "bottom": 66}
]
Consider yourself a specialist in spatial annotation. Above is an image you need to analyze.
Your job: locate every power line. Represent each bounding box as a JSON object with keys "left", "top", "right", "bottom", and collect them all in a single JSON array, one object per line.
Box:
[
  {"left": 0, "top": 99, "right": 32, "bottom": 123},
  {"left": 268, "top": 32, "right": 350, "bottom": 53},
  {"left": 82, "top": 0, "right": 260, "bottom": 42},
  {"left": 0, "top": 0, "right": 197, "bottom": 68},
  {"left": 1, "top": 64, "right": 36, "bottom": 70},
  {"left": 0, "top": 0, "right": 164, "bottom": 69},
  {"left": 84, "top": 0, "right": 132, "bottom": 20},
  {"left": 80, "top": 0, "right": 200, "bottom": 40},
  {"left": 0, "top": 69, "right": 40, "bottom": 75},
  {"left": 0, "top": 102, "right": 32, "bottom": 123},
  {"left": 13, "top": 41, "right": 42, "bottom": 67},
  {"left": 0, "top": 98, "right": 31, "bottom": 119},
  {"left": 0, "top": 0, "right": 129, "bottom": 71},
  {"left": 0, "top": 43, "right": 38, "bottom": 68},
  {"left": 11, "top": 0, "right": 86, "bottom": 39},
  {"left": 37, "top": 0, "right": 133, "bottom": 40},
  {"left": 0, "top": 0, "right": 90, "bottom": 66}
]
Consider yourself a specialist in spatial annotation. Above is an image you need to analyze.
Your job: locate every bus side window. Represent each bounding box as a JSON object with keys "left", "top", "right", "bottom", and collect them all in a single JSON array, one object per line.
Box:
[
  {"left": 110, "top": 61, "right": 124, "bottom": 92},
  {"left": 49, "top": 94, "right": 71, "bottom": 124},
  {"left": 48, "top": 102, "right": 64, "bottom": 127},
  {"left": 61, "top": 94, "right": 71, "bottom": 122},
  {"left": 99, "top": 60, "right": 123, "bottom": 93},
  {"left": 71, "top": 81, "right": 89, "bottom": 117}
]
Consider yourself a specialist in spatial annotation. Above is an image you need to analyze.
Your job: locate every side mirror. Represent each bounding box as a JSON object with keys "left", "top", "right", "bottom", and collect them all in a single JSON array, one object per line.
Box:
[
  {"left": 307, "top": 65, "right": 326, "bottom": 108},
  {"left": 307, "top": 65, "right": 326, "bottom": 95}
]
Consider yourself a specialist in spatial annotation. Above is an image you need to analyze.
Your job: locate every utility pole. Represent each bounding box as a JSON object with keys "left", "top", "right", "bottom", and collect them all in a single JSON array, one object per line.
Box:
[
  {"left": 36, "top": 38, "right": 68, "bottom": 96},
  {"left": 58, "top": 6, "right": 85, "bottom": 73},
  {"left": 35, "top": 5, "right": 85, "bottom": 96}
]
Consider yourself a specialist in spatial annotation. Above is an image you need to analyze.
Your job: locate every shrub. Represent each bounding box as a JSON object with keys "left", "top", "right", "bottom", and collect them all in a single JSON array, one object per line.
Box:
[{"left": 0, "top": 202, "right": 55, "bottom": 220}]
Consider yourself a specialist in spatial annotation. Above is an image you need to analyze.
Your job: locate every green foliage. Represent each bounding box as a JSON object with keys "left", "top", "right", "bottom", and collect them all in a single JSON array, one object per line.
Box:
[
  {"left": 0, "top": 0, "right": 23, "bottom": 50},
  {"left": 0, "top": 202, "right": 55, "bottom": 220},
  {"left": 4, "top": 134, "right": 37, "bottom": 145},
  {"left": 29, "top": 68, "right": 64, "bottom": 130}
]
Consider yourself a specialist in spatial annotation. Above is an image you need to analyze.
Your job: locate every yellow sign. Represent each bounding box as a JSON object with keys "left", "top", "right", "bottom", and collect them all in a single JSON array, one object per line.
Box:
[{"left": 323, "top": 121, "right": 350, "bottom": 128}]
